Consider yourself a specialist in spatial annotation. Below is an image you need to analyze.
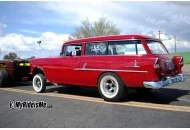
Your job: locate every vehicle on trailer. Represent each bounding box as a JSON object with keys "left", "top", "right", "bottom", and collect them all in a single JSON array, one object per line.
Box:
[
  {"left": 29, "top": 35, "right": 185, "bottom": 102},
  {"left": 0, "top": 60, "right": 30, "bottom": 87}
]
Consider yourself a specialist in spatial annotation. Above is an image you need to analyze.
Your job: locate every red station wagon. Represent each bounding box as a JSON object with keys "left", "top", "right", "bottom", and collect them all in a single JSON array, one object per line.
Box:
[{"left": 29, "top": 35, "right": 185, "bottom": 102}]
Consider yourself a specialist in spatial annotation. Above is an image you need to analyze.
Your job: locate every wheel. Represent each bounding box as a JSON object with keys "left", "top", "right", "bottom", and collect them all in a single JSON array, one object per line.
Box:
[
  {"left": 0, "top": 70, "right": 8, "bottom": 87},
  {"left": 98, "top": 72, "right": 127, "bottom": 102},
  {"left": 135, "top": 88, "right": 152, "bottom": 94},
  {"left": 32, "top": 74, "right": 46, "bottom": 93}
]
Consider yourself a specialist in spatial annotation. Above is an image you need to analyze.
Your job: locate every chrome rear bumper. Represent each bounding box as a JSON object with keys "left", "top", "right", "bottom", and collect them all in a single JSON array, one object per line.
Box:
[{"left": 143, "top": 74, "right": 185, "bottom": 89}]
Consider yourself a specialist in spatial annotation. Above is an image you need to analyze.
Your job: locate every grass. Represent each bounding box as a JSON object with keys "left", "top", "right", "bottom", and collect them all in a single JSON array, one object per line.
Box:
[{"left": 171, "top": 52, "right": 190, "bottom": 64}]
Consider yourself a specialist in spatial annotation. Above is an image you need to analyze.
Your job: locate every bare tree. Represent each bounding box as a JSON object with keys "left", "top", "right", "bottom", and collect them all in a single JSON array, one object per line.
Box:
[
  {"left": 3, "top": 52, "right": 20, "bottom": 60},
  {"left": 71, "top": 16, "right": 120, "bottom": 39}
]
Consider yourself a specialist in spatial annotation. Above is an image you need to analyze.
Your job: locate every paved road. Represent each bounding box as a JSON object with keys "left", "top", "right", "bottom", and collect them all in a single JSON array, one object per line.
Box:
[{"left": 0, "top": 73, "right": 190, "bottom": 127}]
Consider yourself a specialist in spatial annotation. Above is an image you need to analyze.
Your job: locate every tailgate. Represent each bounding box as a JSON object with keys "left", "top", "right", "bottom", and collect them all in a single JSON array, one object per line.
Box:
[{"left": 156, "top": 54, "right": 178, "bottom": 77}]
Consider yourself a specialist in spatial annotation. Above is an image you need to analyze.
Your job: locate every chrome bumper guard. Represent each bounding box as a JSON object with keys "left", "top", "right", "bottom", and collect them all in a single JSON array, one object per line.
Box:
[{"left": 143, "top": 74, "right": 185, "bottom": 89}]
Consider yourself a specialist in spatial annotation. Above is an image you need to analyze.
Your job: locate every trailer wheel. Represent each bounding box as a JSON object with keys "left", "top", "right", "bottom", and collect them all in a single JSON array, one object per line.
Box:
[{"left": 0, "top": 70, "right": 8, "bottom": 87}]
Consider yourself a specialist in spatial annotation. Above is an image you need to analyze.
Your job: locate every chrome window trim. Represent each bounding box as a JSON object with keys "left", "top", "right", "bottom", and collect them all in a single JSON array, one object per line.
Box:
[
  {"left": 81, "top": 54, "right": 148, "bottom": 57},
  {"left": 67, "top": 38, "right": 160, "bottom": 45},
  {"left": 179, "top": 57, "right": 184, "bottom": 65}
]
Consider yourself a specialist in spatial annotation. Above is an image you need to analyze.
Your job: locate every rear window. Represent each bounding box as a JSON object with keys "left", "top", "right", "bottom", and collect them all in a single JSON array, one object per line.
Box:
[{"left": 146, "top": 40, "right": 168, "bottom": 54}]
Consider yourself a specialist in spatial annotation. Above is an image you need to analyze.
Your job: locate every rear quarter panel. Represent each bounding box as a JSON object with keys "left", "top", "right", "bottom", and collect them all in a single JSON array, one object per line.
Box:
[{"left": 79, "top": 55, "right": 158, "bottom": 88}]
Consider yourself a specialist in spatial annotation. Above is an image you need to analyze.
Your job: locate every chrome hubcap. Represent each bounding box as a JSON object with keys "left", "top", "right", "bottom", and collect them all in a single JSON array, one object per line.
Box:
[
  {"left": 33, "top": 76, "right": 42, "bottom": 92},
  {"left": 103, "top": 79, "right": 117, "bottom": 96},
  {"left": 35, "top": 78, "right": 41, "bottom": 88}
]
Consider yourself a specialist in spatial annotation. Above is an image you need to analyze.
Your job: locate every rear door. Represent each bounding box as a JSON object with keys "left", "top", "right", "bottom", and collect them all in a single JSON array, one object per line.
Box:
[{"left": 79, "top": 42, "right": 108, "bottom": 86}]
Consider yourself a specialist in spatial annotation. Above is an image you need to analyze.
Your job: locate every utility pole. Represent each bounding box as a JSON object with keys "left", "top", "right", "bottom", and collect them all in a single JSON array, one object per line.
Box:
[
  {"left": 158, "top": 30, "right": 162, "bottom": 40},
  {"left": 36, "top": 40, "right": 52, "bottom": 57},
  {"left": 174, "top": 35, "right": 177, "bottom": 52},
  {"left": 37, "top": 41, "right": 42, "bottom": 57}
]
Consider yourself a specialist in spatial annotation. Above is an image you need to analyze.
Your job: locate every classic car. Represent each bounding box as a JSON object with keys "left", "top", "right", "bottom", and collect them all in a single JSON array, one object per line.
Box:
[
  {"left": 0, "top": 59, "right": 30, "bottom": 87},
  {"left": 29, "top": 35, "right": 185, "bottom": 102}
]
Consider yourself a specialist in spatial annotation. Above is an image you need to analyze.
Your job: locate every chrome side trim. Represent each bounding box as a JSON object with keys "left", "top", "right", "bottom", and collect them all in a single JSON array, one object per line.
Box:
[
  {"left": 74, "top": 63, "right": 87, "bottom": 70},
  {"left": 126, "top": 60, "right": 140, "bottom": 68},
  {"left": 153, "top": 58, "right": 159, "bottom": 68},
  {"left": 125, "top": 66, "right": 140, "bottom": 68},
  {"left": 74, "top": 68, "right": 147, "bottom": 73},
  {"left": 143, "top": 74, "right": 185, "bottom": 89},
  {"left": 179, "top": 57, "right": 184, "bottom": 65},
  {"left": 134, "top": 60, "right": 139, "bottom": 67},
  {"left": 74, "top": 62, "right": 147, "bottom": 73},
  {"left": 82, "top": 63, "right": 87, "bottom": 70}
]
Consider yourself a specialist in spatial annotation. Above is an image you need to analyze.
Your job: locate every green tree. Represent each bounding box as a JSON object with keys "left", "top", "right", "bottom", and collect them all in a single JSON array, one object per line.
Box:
[
  {"left": 3, "top": 52, "right": 20, "bottom": 60},
  {"left": 71, "top": 16, "right": 120, "bottom": 39}
]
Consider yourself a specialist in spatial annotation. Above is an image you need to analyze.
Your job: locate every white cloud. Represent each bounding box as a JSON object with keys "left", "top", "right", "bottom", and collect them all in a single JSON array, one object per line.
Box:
[
  {"left": 0, "top": 32, "right": 69, "bottom": 59},
  {"left": 19, "top": 1, "right": 125, "bottom": 26},
  {"left": 0, "top": 31, "right": 189, "bottom": 60},
  {"left": 145, "top": 17, "right": 167, "bottom": 26},
  {"left": 157, "top": 33, "right": 190, "bottom": 53},
  {"left": 17, "top": 1, "right": 190, "bottom": 42}
]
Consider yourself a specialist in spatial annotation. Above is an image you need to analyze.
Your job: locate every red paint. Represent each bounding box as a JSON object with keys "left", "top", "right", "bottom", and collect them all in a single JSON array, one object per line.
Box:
[{"left": 30, "top": 35, "right": 183, "bottom": 88}]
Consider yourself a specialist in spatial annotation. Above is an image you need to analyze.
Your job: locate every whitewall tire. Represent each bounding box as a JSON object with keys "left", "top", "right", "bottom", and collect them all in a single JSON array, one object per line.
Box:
[
  {"left": 98, "top": 72, "right": 127, "bottom": 102},
  {"left": 33, "top": 74, "right": 46, "bottom": 93}
]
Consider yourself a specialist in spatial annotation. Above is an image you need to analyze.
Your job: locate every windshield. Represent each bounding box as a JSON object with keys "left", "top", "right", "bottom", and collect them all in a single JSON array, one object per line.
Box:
[{"left": 146, "top": 40, "right": 168, "bottom": 54}]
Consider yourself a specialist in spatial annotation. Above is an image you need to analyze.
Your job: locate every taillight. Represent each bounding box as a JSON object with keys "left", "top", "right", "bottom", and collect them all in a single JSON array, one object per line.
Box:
[
  {"left": 154, "top": 58, "right": 160, "bottom": 68},
  {"left": 179, "top": 57, "right": 184, "bottom": 65}
]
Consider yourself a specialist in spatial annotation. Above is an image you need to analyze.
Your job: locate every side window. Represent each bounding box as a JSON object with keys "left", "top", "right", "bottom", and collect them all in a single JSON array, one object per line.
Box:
[
  {"left": 85, "top": 42, "right": 108, "bottom": 55},
  {"left": 63, "top": 44, "right": 82, "bottom": 56},
  {"left": 137, "top": 43, "right": 147, "bottom": 54},
  {"left": 108, "top": 41, "right": 137, "bottom": 55},
  {"left": 108, "top": 40, "right": 146, "bottom": 55},
  {"left": 146, "top": 40, "right": 168, "bottom": 54}
]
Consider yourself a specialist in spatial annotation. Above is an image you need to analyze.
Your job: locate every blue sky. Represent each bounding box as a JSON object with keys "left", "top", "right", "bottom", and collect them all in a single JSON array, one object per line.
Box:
[
  {"left": 0, "top": 1, "right": 190, "bottom": 59},
  {"left": 0, "top": 2, "right": 75, "bottom": 36}
]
